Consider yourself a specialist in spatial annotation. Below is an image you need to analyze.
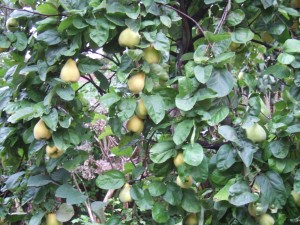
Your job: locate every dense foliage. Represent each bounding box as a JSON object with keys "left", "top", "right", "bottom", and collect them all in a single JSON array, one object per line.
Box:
[{"left": 1, "top": 0, "right": 300, "bottom": 224}]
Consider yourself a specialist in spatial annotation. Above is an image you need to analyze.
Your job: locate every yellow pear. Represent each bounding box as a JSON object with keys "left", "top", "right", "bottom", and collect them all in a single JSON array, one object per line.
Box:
[
  {"left": 184, "top": 213, "right": 198, "bottom": 225},
  {"left": 126, "top": 115, "right": 144, "bottom": 134},
  {"left": 291, "top": 0, "right": 300, "bottom": 8},
  {"left": 127, "top": 72, "right": 145, "bottom": 94},
  {"left": 119, "top": 183, "right": 132, "bottom": 203},
  {"left": 176, "top": 175, "right": 193, "bottom": 189},
  {"left": 257, "top": 213, "right": 274, "bottom": 225},
  {"left": 6, "top": 18, "right": 19, "bottom": 32},
  {"left": 245, "top": 123, "right": 267, "bottom": 143},
  {"left": 46, "top": 213, "right": 61, "bottom": 225},
  {"left": 118, "top": 28, "right": 140, "bottom": 48},
  {"left": 34, "top": 119, "right": 51, "bottom": 140},
  {"left": 60, "top": 59, "right": 80, "bottom": 82},
  {"left": 248, "top": 202, "right": 264, "bottom": 217},
  {"left": 46, "top": 146, "right": 64, "bottom": 159},
  {"left": 143, "top": 46, "right": 161, "bottom": 64},
  {"left": 173, "top": 152, "right": 184, "bottom": 167},
  {"left": 291, "top": 190, "right": 300, "bottom": 207},
  {"left": 135, "top": 99, "right": 148, "bottom": 119}
]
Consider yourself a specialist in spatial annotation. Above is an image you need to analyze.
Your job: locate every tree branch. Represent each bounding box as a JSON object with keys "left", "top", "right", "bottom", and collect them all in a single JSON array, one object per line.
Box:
[{"left": 214, "top": 0, "right": 231, "bottom": 34}]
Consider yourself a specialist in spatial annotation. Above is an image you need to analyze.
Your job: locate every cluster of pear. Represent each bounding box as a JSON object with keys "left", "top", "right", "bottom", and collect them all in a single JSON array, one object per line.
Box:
[
  {"left": 173, "top": 152, "right": 193, "bottom": 189},
  {"left": 33, "top": 59, "right": 80, "bottom": 159},
  {"left": 118, "top": 28, "right": 162, "bottom": 134}
]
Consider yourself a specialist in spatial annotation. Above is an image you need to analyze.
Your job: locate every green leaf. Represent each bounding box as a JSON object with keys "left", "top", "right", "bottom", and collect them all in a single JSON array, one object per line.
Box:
[
  {"left": 135, "top": 190, "right": 154, "bottom": 210},
  {"left": 36, "top": 3, "right": 59, "bottom": 15},
  {"left": 95, "top": 170, "right": 125, "bottom": 190},
  {"left": 56, "top": 203, "right": 74, "bottom": 222},
  {"left": 229, "top": 181, "right": 259, "bottom": 206},
  {"left": 36, "top": 30, "right": 62, "bottom": 46},
  {"left": 150, "top": 141, "right": 176, "bottom": 163},
  {"left": 283, "top": 39, "right": 300, "bottom": 53},
  {"left": 214, "top": 178, "right": 236, "bottom": 202},
  {"left": 211, "top": 52, "right": 235, "bottom": 64},
  {"left": 89, "top": 18, "right": 110, "bottom": 47},
  {"left": 0, "top": 127, "right": 16, "bottom": 143},
  {"left": 13, "top": 32, "right": 27, "bottom": 51},
  {"left": 152, "top": 203, "right": 170, "bottom": 223},
  {"left": 56, "top": 85, "right": 75, "bottom": 101},
  {"left": 7, "top": 107, "right": 35, "bottom": 123},
  {"left": 162, "top": 183, "right": 183, "bottom": 206},
  {"left": 237, "top": 140, "right": 258, "bottom": 167},
  {"left": 262, "top": 64, "right": 291, "bottom": 79},
  {"left": 55, "top": 184, "right": 88, "bottom": 205},
  {"left": 226, "top": 9, "right": 245, "bottom": 26},
  {"left": 100, "top": 93, "right": 121, "bottom": 108},
  {"left": 117, "top": 98, "right": 136, "bottom": 121},
  {"left": 218, "top": 125, "right": 240, "bottom": 144},
  {"left": 42, "top": 109, "right": 58, "bottom": 131},
  {"left": 183, "top": 143, "right": 204, "bottom": 167},
  {"left": 173, "top": 120, "right": 194, "bottom": 145},
  {"left": 204, "top": 106, "right": 230, "bottom": 126},
  {"left": 27, "top": 174, "right": 53, "bottom": 187},
  {"left": 216, "top": 144, "right": 236, "bottom": 171},
  {"left": 143, "top": 95, "right": 165, "bottom": 124},
  {"left": 28, "top": 211, "right": 45, "bottom": 225},
  {"left": 149, "top": 181, "right": 167, "bottom": 197},
  {"left": 160, "top": 15, "right": 172, "bottom": 27},
  {"left": 206, "top": 68, "right": 233, "bottom": 97},
  {"left": 266, "top": 141, "right": 289, "bottom": 159},
  {"left": 294, "top": 169, "right": 300, "bottom": 193},
  {"left": 256, "top": 171, "right": 288, "bottom": 208},
  {"left": 231, "top": 28, "right": 254, "bottom": 43},
  {"left": 91, "top": 201, "right": 108, "bottom": 221},
  {"left": 175, "top": 94, "right": 198, "bottom": 111},
  {"left": 194, "top": 65, "right": 213, "bottom": 84},
  {"left": 260, "top": 0, "right": 275, "bottom": 9},
  {"left": 204, "top": 0, "right": 223, "bottom": 4},
  {"left": 181, "top": 189, "right": 202, "bottom": 213}
]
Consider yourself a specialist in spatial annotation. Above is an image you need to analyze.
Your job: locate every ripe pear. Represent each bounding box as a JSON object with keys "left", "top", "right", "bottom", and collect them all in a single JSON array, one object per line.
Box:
[
  {"left": 34, "top": 119, "right": 52, "bottom": 140},
  {"left": 173, "top": 152, "right": 184, "bottom": 167},
  {"left": 118, "top": 28, "right": 140, "bottom": 48},
  {"left": 126, "top": 115, "right": 144, "bottom": 134},
  {"left": 46, "top": 145, "right": 64, "bottom": 159},
  {"left": 119, "top": 183, "right": 132, "bottom": 203},
  {"left": 245, "top": 123, "right": 267, "bottom": 143},
  {"left": 46, "top": 213, "right": 61, "bottom": 225},
  {"left": 6, "top": 18, "right": 19, "bottom": 32},
  {"left": 60, "top": 59, "right": 80, "bottom": 82},
  {"left": 176, "top": 175, "right": 193, "bottom": 189},
  {"left": 291, "top": 190, "right": 300, "bottom": 207},
  {"left": 257, "top": 213, "right": 274, "bottom": 225},
  {"left": 184, "top": 213, "right": 198, "bottom": 225},
  {"left": 291, "top": 0, "right": 300, "bottom": 8},
  {"left": 135, "top": 99, "right": 148, "bottom": 119},
  {"left": 143, "top": 46, "right": 161, "bottom": 64},
  {"left": 248, "top": 202, "right": 264, "bottom": 217},
  {"left": 127, "top": 72, "right": 146, "bottom": 94}
]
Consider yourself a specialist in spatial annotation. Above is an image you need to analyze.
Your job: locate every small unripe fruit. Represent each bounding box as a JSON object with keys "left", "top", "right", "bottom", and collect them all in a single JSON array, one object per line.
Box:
[
  {"left": 60, "top": 59, "right": 80, "bottom": 82},
  {"left": 245, "top": 123, "right": 267, "bottom": 143},
  {"left": 34, "top": 119, "right": 52, "bottom": 140},
  {"left": 257, "top": 213, "right": 275, "bottom": 225},
  {"left": 119, "top": 183, "right": 132, "bottom": 203},
  {"left": 291, "top": 190, "right": 300, "bottom": 207},
  {"left": 173, "top": 152, "right": 184, "bottom": 167},
  {"left": 118, "top": 28, "right": 140, "bottom": 48},
  {"left": 46, "top": 146, "right": 64, "bottom": 159},
  {"left": 6, "top": 18, "right": 19, "bottom": 32},
  {"left": 176, "top": 175, "right": 193, "bottom": 189},
  {"left": 184, "top": 213, "right": 198, "bottom": 225},
  {"left": 143, "top": 46, "right": 161, "bottom": 64},
  {"left": 127, "top": 72, "right": 145, "bottom": 94},
  {"left": 126, "top": 115, "right": 144, "bottom": 134}
]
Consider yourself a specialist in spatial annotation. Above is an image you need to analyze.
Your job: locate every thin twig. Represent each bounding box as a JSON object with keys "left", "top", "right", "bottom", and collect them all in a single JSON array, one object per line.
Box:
[
  {"left": 88, "top": 51, "right": 119, "bottom": 65},
  {"left": 81, "top": 75, "right": 106, "bottom": 95},
  {"left": 160, "top": 4, "right": 212, "bottom": 48},
  {"left": 0, "top": 5, "right": 66, "bottom": 17},
  {"left": 72, "top": 173, "right": 95, "bottom": 223},
  {"left": 214, "top": 0, "right": 231, "bottom": 34}
]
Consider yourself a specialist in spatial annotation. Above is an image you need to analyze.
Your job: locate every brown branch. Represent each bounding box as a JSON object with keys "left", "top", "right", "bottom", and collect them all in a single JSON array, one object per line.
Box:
[
  {"left": 0, "top": 5, "right": 66, "bottom": 17},
  {"left": 214, "top": 0, "right": 231, "bottom": 34}
]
